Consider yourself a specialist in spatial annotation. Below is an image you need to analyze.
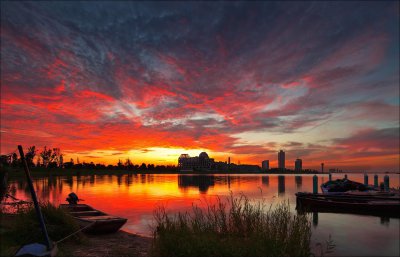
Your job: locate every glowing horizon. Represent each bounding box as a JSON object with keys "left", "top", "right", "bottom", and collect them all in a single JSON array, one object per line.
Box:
[{"left": 1, "top": 2, "right": 399, "bottom": 171}]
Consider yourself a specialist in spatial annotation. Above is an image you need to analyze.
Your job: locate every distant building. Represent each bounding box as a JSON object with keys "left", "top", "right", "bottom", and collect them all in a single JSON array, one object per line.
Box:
[
  {"left": 295, "top": 159, "right": 302, "bottom": 172},
  {"left": 236, "top": 165, "right": 261, "bottom": 172},
  {"left": 178, "top": 152, "right": 214, "bottom": 171},
  {"left": 262, "top": 160, "right": 270, "bottom": 171},
  {"left": 321, "top": 163, "right": 324, "bottom": 173},
  {"left": 278, "top": 150, "right": 285, "bottom": 170}
]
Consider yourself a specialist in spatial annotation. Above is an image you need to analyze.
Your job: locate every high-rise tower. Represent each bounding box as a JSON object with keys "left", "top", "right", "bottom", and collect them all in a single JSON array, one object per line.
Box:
[
  {"left": 278, "top": 150, "right": 285, "bottom": 170},
  {"left": 262, "top": 160, "right": 269, "bottom": 171},
  {"left": 295, "top": 159, "right": 302, "bottom": 172}
]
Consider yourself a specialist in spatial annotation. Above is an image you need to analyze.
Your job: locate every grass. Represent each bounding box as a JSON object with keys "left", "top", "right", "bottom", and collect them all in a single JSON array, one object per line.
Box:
[
  {"left": 0, "top": 202, "right": 85, "bottom": 256},
  {"left": 151, "top": 194, "right": 312, "bottom": 257}
]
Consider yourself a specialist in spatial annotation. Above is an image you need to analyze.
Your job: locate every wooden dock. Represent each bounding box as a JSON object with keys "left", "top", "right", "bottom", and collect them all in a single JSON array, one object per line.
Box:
[{"left": 296, "top": 192, "right": 400, "bottom": 218}]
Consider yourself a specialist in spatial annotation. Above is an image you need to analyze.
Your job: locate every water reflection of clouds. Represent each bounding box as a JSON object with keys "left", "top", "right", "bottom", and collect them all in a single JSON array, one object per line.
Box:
[
  {"left": 6, "top": 173, "right": 400, "bottom": 256},
  {"left": 312, "top": 213, "right": 399, "bottom": 256}
]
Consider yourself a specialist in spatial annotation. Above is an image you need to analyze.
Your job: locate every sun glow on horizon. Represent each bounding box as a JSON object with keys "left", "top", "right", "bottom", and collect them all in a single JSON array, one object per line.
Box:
[
  {"left": 63, "top": 147, "right": 233, "bottom": 166},
  {"left": 1, "top": 2, "right": 398, "bottom": 172}
]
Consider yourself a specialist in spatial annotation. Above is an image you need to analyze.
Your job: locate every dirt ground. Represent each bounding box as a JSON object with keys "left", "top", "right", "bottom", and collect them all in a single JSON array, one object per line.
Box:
[
  {"left": 0, "top": 213, "right": 152, "bottom": 257},
  {"left": 61, "top": 230, "right": 152, "bottom": 257}
]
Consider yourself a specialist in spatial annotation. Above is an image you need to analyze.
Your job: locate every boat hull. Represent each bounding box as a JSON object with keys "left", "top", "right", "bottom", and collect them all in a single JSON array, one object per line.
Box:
[
  {"left": 60, "top": 204, "right": 127, "bottom": 234},
  {"left": 75, "top": 217, "right": 128, "bottom": 234}
]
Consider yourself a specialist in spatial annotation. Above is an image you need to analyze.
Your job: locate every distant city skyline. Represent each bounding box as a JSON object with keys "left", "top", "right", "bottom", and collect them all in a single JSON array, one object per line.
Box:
[{"left": 1, "top": 2, "right": 399, "bottom": 172}]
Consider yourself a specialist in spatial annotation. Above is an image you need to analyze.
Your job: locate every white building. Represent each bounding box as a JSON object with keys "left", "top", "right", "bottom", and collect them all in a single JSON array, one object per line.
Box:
[{"left": 178, "top": 152, "right": 214, "bottom": 171}]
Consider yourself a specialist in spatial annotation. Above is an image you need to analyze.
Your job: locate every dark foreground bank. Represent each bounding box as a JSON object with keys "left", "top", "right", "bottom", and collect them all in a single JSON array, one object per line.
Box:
[
  {"left": 1, "top": 195, "right": 314, "bottom": 257},
  {"left": 0, "top": 211, "right": 151, "bottom": 257},
  {"left": 62, "top": 230, "right": 151, "bottom": 257}
]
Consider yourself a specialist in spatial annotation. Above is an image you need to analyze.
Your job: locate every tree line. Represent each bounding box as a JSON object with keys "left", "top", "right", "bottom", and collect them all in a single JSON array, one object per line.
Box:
[
  {"left": 0, "top": 146, "right": 177, "bottom": 171},
  {"left": 0, "top": 146, "right": 63, "bottom": 168}
]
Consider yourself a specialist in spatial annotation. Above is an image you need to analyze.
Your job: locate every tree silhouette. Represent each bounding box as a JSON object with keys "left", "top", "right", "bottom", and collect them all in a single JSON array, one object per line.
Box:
[
  {"left": 39, "top": 146, "right": 63, "bottom": 168},
  {"left": 25, "top": 146, "right": 36, "bottom": 167},
  {"left": 125, "top": 158, "right": 133, "bottom": 169},
  {"left": 11, "top": 153, "right": 18, "bottom": 167},
  {"left": 117, "top": 159, "right": 123, "bottom": 169},
  {"left": 40, "top": 146, "right": 52, "bottom": 167},
  {"left": 59, "top": 155, "right": 63, "bottom": 167},
  {"left": 51, "top": 148, "right": 63, "bottom": 167},
  {"left": 0, "top": 155, "right": 10, "bottom": 167}
]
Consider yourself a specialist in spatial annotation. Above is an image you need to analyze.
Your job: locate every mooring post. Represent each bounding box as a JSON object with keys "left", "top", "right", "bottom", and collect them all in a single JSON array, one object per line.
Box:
[
  {"left": 384, "top": 175, "right": 390, "bottom": 192},
  {"left": 344, "top": 174, "right": 348, "bottom": 179},
  {"left": 364, "top": 173, "right": 368, "bottom": 186},
  {"left": 313, "top": 212, "right": 319, "bottom": 227},
  {"left": 18, "top": 145, "right": 51, "bottom": 250},
  {"left": 313, "top": 175, "right": 318, "bottom": 194},
  {"left": 374, "top": 175, "right": 378, "bottom": 188},
  {"left": 329, "top": 173, "right": 332, "bottom": 182}
]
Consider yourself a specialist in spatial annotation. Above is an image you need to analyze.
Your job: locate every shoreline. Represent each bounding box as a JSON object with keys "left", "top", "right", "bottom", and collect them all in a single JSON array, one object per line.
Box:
[
  {"left": 62, "top": 230, "right": 152, "bottom": 257},
  {"left": 0, "top": 213, "right": 152, "bottom": 257},
  {"left": 4, "top": 167, "right": 399, "bottom": 180}
]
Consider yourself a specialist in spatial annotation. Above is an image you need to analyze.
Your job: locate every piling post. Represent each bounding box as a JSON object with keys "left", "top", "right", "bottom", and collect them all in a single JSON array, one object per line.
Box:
[
  {"left": 329, "top": 173, "right": 332, "bottom": 181},
  {"left": 374, "top": 175, "right": 378, "bottom": 188},
  {"left": 313, "top": 212, "right": 319, "bottom": 227},
  {"left": 313, "top": 175, "right": 318, "bottom": 194},
  {"left": 344, "top": 174, "right": 348, "bottom": 179},
  {"left": 364, "top": 173, "right": 368, "bottom": 186},
  {"left": 384, "top": 175, "right": 390, "bottom": 192}
]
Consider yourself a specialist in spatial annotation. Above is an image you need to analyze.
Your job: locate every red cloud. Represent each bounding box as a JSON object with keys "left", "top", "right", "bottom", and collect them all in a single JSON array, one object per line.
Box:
[{"left": 1, "top": 2, "right": 398, "bottom": 173}]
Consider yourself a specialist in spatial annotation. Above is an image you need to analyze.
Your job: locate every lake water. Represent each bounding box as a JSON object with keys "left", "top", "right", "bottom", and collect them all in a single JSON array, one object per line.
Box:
[{"left": 5, "top": 173, "right": 400, "bottom": 256}]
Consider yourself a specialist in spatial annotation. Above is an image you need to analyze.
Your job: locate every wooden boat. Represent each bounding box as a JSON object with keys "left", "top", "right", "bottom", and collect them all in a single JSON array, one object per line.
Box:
[
  {"left": 60, "top": 204, "right": 127, "bottom": 233},
  {"left": 320, "top": 178, "right": 378, "bottom": 195},
  {"left": 296, "top": 192, "right": 400, "bottom": 218}
]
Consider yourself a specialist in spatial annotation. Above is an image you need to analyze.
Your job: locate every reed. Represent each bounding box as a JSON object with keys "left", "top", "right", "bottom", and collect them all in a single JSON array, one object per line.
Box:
[
  {"left": 0, "top": 202, "right": 84, "bottom": 256},
  {"left": 151, "top": 194, "right": 311, "bottom": 257}
]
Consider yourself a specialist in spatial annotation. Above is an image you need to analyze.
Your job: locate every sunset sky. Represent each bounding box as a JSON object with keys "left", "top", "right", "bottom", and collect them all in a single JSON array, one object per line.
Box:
[{"left": 1, "top": 2, "right": 399, "bottom": 171}]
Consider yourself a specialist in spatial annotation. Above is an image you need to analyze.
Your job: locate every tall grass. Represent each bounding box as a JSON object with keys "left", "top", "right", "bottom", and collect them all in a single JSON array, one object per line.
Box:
[
  {"left": 0, "top": 202, "right": 84, "bottom": 256},
  {"left": 151, "top": 194, "right": 311, "bottom": 257}
]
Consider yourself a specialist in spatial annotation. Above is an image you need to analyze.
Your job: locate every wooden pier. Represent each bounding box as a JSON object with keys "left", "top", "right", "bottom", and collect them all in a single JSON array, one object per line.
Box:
[{"left": 296, "top": 192, "right": 400, "bottom": 218}]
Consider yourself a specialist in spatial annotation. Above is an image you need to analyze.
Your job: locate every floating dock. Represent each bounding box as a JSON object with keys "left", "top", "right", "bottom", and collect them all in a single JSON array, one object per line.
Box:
[{"left": 296, "top": 192, "right": 400, "bottom": 218}]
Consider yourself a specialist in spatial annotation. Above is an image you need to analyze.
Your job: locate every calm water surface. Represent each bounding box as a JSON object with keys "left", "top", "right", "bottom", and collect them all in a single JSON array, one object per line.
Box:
[{"left": 6, "top": 173, "right": 400, "bottom": 256}]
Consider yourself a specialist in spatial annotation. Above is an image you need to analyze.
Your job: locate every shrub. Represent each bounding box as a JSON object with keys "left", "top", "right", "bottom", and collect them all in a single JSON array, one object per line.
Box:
[
  {"left": 1, "top": 202, "right": 84, "bottom": 256},
  {"left": 151, "top": 194, "right": 311, "bottom": 257}
]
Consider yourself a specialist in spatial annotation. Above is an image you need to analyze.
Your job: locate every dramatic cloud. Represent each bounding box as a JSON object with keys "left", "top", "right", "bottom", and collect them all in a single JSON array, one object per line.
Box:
[{"left": 1, "top": 2, "right": 399, "bottom": 171}]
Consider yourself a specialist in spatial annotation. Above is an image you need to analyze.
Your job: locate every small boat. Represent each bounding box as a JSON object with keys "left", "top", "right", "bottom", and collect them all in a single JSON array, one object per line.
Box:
[
  {"left": 296, "top": 192, "right": 400, "bottom": 217},
  {"left": 60, "top": 204, "right": 127, "bottom": 234},
  {"left": 320, "top": 178, "right": 378, "bottom": 195}
]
